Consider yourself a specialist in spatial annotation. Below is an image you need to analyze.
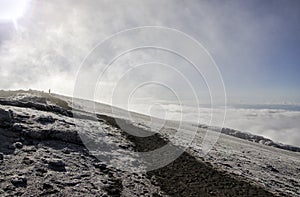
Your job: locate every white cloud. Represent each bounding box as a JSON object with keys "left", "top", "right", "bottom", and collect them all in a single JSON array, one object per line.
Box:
[{"left": 129, "top": 103, "right": 300, "bottom": 147}]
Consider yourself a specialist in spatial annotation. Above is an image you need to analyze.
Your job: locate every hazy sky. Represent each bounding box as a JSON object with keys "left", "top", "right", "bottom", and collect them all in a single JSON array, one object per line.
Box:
[{"left": 0, "top": 0, "right": 299, "bottom": 105}]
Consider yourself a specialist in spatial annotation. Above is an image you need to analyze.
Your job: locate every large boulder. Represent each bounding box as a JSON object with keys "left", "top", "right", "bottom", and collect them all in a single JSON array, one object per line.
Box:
[{"left": 0, "top": 108, "right": 13, "bottom": 128}]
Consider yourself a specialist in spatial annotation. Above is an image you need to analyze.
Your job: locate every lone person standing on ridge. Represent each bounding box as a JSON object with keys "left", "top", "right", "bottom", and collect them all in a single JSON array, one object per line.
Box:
[{"left": 48, "top": 89, "right": 51, "bottom": 95}]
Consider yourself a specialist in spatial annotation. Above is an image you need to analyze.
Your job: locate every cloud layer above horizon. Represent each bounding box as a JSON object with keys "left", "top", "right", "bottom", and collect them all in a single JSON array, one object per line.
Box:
[
  {"left": 0, "top": 0, "right": 299, "bottom": 104},
  {"left": 129, "top": 103, "right": 300, "bottom": 147}
]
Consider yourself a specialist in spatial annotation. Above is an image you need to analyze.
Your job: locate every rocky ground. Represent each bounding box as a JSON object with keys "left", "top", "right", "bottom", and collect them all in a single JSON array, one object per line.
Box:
[{"left": 0, "top": 90, "right": 299, "bottom": 196}]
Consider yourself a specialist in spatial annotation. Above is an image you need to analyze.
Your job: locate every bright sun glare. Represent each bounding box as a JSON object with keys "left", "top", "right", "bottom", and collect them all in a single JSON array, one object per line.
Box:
[{"left": 0, "top": 0, "right": 29, "bottom": 29}]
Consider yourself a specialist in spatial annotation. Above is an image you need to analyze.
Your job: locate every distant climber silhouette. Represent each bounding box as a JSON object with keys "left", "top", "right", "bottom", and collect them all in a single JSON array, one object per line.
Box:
[{"left": 48, "top": 89, "right": 51, "bottom": 94}]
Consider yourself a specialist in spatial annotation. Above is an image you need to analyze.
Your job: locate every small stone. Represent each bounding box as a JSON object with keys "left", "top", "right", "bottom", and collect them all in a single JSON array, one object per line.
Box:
[
  {"left": 48, "top": 159, "right": 66, "bottom": 171},
  {"left": 23, "top": 157, "right": 34, "bottom": 165},
  {"left": 36, "top": 115, "right": 55, "bottom": 124},
  {"left": 12, "top": 124, "right": 23, "bottom": 132},
  {"left": 62, "top": 148, "right": 71, "bottom": 154},
  {"left": 11, "top": 176, "right": 27, "bottom": 187},
  {"left": 94, "top": 163, "right": 107, "bottom": 171},
  {"left": 102, "top": 179, "right": 108, "bottom": 184},
  {"left": 223, "top": 163, "right": 233, "bottom": 168},
  {"left": 118, "top": 144, "right": 129, "bottom": 149},
  {"left": 14, "top": 142, "right": 23, "bottom": 149},
  {"left": 35, "top": 166, "right": 48, "bottom": 176},
  {"left": 43, "top": 183, "right": 53, "bottom": 190},
  {"left": 49, "top": 159, "right": 65, "bottom": 167},
  {"left": 266, "top": 165, "right": 279, "bottom": 173}
]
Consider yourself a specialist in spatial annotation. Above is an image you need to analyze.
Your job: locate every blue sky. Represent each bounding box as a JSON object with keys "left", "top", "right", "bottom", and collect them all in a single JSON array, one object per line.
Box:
[
  {"left": 0, "top": 0, "right": 299, "bottom": 104},
  {"left": 184, "top": 0, "right": 300, "bottom": 104}
]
